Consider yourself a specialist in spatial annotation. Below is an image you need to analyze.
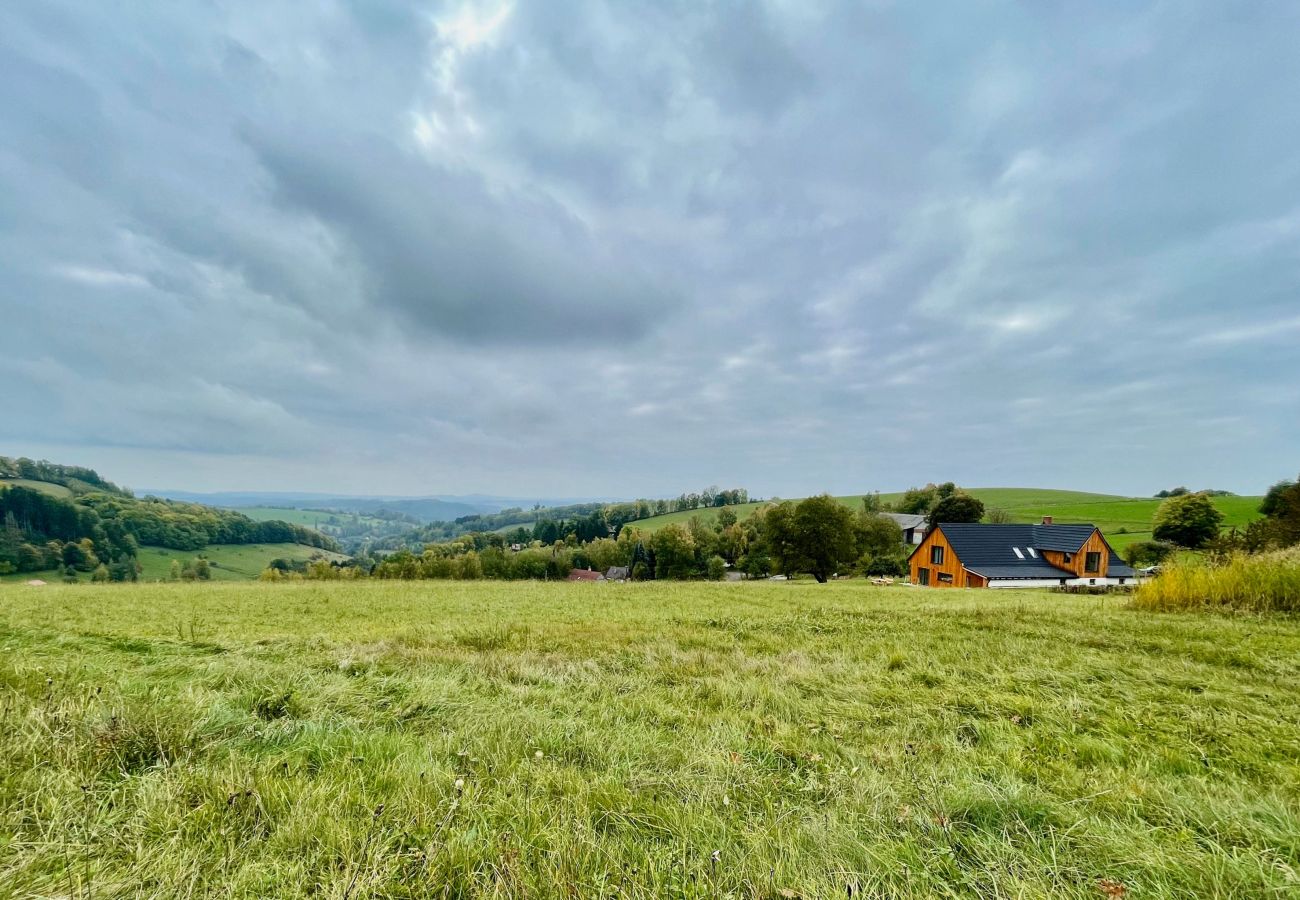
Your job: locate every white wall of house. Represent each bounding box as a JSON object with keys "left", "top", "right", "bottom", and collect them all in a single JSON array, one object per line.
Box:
[{"left": 986, "top": 576, "right": 1137, "bottom": 589}]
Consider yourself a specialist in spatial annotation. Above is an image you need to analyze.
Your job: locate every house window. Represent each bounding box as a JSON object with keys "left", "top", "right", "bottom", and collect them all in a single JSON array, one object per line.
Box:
[
  {"left": 1063, "top": 552, "right": 1073, "bottom": 564},
  {"left": 930, "top": 545, "right": 944, "bottom": 565},
  {"left": 918, "top": 567, "right": 930, "bottom": 586},
  {"left": 1085, "top": 552, "right": 1101, "bottom": 574},
  {"left": 1089, "top": 578, "right": 1096, "bottom": 585},
  {"left": 1027, "top": 548, "right": 1037, "bottom": 557},
  {"left": 938, "top": 572, "right": 954, "bottom": 584},
  {"left": 1059, "top": 578, "right": 1066, "bottom": 586},
  {"left": 1119, "top": 578, "right": 1126, "bottom": 585},
  {"left": 1012, "top": 547, "right": 1024, "bottom": 559}
]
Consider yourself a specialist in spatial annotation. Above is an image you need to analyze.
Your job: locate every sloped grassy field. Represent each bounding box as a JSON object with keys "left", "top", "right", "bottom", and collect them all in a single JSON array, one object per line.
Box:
[
  {"left": 624, "top": 488, "right": 1263, "bottom": 551},
  {"left": 0, "top": 543, "right": 341, "bottom": 584},
  {"left": 1, "top": 581, "right": 1297, "bottom": 898}
]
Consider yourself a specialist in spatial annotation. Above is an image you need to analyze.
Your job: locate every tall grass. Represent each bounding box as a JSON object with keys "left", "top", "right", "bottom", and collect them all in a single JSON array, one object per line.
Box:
[
  {"left": 1, "top": 580, "right": 1298, "bottom": 897},
  {"left": 1134, "top": 547, "right": 1300, "bottom": 613}
]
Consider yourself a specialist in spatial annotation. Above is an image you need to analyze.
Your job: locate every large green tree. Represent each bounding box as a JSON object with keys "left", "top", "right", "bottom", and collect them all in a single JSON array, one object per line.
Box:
[
  {"left": 1257, "top": 476, "right": 1300, "bottom": 547},
  {"left": 650, "top": 523, "right": 697, "bottom": 579},
  {"left": 929, "top": 492, "right": 985, "bottom": 524},
  {"left": 765, "top": 495, "right": 857, "bottom": 583},
  {"left": 1152, "top": 492, "right": 1224, "bottom": 548}
]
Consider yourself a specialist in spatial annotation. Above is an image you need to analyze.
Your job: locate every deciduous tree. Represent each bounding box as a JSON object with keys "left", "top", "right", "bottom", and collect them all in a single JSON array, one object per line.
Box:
[{"left": 1152, "top": 493, "right": 1223, "bottom": 548}]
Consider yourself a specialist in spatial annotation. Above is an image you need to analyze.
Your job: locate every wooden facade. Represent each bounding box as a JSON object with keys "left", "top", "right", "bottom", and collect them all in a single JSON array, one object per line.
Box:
[
  {"left": 1039, "top": 529, "right": 1110, "bottom": 578},
  {"left": 909, "top": 524, "right": 1120, "bottom": 588},
  {"left": 909, "top": 526, "right": 973, "bottom": 588}
]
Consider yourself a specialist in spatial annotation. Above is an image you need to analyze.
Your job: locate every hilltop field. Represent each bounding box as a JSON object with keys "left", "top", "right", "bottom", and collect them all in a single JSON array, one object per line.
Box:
[
  {"left": 1, "top": 580, "right": 1296, "bottom": 898},
  {"left": 626, "top": 488, "right": 1263, "bottom": 550}
]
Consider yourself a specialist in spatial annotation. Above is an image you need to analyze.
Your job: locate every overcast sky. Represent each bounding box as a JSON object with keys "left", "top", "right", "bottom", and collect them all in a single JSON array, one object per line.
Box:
[{"left": 2, "top": 2, "right": 1298, "bottom": 498}]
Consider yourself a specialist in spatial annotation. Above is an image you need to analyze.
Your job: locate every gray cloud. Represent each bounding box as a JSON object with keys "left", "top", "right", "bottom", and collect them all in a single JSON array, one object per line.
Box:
[
  {"left": 1, "top": 1, "right": 1297, "bottom": 496},
  {"left": 245, "top": 126, "right": 671, "bottom": 343}
]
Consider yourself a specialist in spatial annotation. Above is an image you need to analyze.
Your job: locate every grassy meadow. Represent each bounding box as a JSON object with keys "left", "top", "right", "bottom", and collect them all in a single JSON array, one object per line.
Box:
[
  {"left": 0, "top": 477, "right": 74, "bottom": 499},
  {"left": 1, "top": 580, "right": 1297, "bottom": 898},
  {"left": 232, "top": 507, "right": 389, "bottom": 529},
  {"left": 0, "top": 543, "right": 340, "bottom": 584},
  {"left": 626, "top": 488, "right": 1263, "bottom": 551}
]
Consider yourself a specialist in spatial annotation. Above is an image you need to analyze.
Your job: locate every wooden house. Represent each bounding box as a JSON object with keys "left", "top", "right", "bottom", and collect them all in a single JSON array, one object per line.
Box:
[{"left": 908, "top": 520, "right": 1136, "bottom": 589}]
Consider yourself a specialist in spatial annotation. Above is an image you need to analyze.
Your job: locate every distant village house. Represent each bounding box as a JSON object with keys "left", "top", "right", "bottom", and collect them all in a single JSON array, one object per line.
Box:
[{"left": 881, "top": 512, "right": 927, "bottom": 545}]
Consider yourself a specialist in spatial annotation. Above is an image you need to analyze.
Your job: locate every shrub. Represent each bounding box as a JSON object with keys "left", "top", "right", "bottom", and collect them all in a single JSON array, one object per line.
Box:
[
  {"left": 1133, "top": 548, "right": 1300, "bottom": 613},
  {"left": 1123, "top": 540, "right": 1177, "bottom": 567},
  {"left": 858, "top": 550, "right": 907, "bottom": 577},
  {"left": 705, "top": 555, "right": 727, "bottom": 581}
]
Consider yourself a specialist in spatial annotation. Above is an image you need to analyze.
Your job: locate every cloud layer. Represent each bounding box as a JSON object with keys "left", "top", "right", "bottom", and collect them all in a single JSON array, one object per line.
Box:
[{"left": 2, "top": 1, "right": 1297, "bottom": 496}]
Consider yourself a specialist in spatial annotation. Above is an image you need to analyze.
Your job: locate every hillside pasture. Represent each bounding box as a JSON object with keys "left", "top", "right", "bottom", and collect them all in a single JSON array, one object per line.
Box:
[
  {"left": 0, "top": 477, "right": 74, "bottom": 499},
  {"left": 0, "top": 580, "right": 1296, "bottom": 898},
  {"left": 134, "top": 542, "right": 346, "bottom": 580},
  {"left": 625, "top": 488, "right": 1263, "bottom": 551},
  {"left": 0, "top": 542, "right": 341, "bottom": 584}
]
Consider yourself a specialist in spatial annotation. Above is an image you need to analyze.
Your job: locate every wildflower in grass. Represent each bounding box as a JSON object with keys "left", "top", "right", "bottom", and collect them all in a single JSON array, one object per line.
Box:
[
  {"left": 454, "top": 778, "right": 465, "bottom": 792},
  {"left": 534, "top": 749, "right": 543, "bottom": 759},
  {"left": 1097, "top": 878, "right": 1127, "bottom": 898}
]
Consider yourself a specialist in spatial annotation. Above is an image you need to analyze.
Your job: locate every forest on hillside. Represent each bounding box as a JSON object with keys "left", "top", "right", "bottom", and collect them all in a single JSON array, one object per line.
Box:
[{"left": 0, "top": 456, "right": 338, "bottom": 579}]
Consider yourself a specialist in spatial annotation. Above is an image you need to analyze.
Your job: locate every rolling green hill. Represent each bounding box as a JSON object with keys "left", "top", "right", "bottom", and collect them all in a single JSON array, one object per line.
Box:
[
  {"left": 230, "top": 506, "right": 385, "bottom": 528},
  {"left": 0, "top": 542, "right": 343, "bottom": 584},
  {"left": 624, "top": 488, "right": 1264, "bottom": 550}
]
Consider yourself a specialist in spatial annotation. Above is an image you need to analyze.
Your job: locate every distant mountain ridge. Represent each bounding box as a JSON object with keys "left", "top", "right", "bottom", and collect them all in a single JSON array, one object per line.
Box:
[{"left": 144, "top": 490, "right": 626, "bottom": 523}]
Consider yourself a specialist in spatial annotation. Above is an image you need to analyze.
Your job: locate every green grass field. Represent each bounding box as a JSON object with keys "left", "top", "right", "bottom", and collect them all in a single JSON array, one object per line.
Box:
[
  {"left": 134, "top": 543, "right": 346, "bottom": 581},
  {"left": 1, "top": 580, "right": 1296, "bottom": 897},
  {"left": 231, "top": 506, "right": 386, "bottom": 529},
  {"left": 0, "top": 477, "right": 74, "bottom": 499},
  {"left": 0, "top": 543, "right": 340, "bottom": 584},
  {"left": 626, "top": 488, "right": 1264, "bottom": 551}
]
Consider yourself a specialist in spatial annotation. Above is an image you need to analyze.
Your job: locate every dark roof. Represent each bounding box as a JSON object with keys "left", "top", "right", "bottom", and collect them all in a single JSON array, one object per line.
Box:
[
  {"left": 921, "top": 523, "right": 1137, "bottom": 578},
  {"left": 881, "top": 512, "right": 927, "bottom": 530},
  {"left": 605, "top": 566, "right": 630, "bottom": 580},
  {"left": 1107, "top": 553, "right": 1137, "bottom": 577},
  {"left": 969, "top": 564, "right": 1080, "bottom": 579}
]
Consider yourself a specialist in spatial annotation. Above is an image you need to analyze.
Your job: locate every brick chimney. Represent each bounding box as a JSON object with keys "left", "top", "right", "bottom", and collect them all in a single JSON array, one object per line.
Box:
[{"left": 1042, "top": 515, "right": 1053, "bottom": 525}]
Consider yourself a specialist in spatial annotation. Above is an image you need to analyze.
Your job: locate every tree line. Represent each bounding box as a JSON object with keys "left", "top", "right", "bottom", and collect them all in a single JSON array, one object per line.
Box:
[
  {"left": 0, "top": 480, "right": 339, "bottom": 578},
  {"left": 374, "top": 487, "right": 753, "bottom": 550},
  {"left": 0, "top": 455, "right": 126, "bottom": 495},
  {"left": 271, "top": 493, "right": 930, "bottom": 584}
]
